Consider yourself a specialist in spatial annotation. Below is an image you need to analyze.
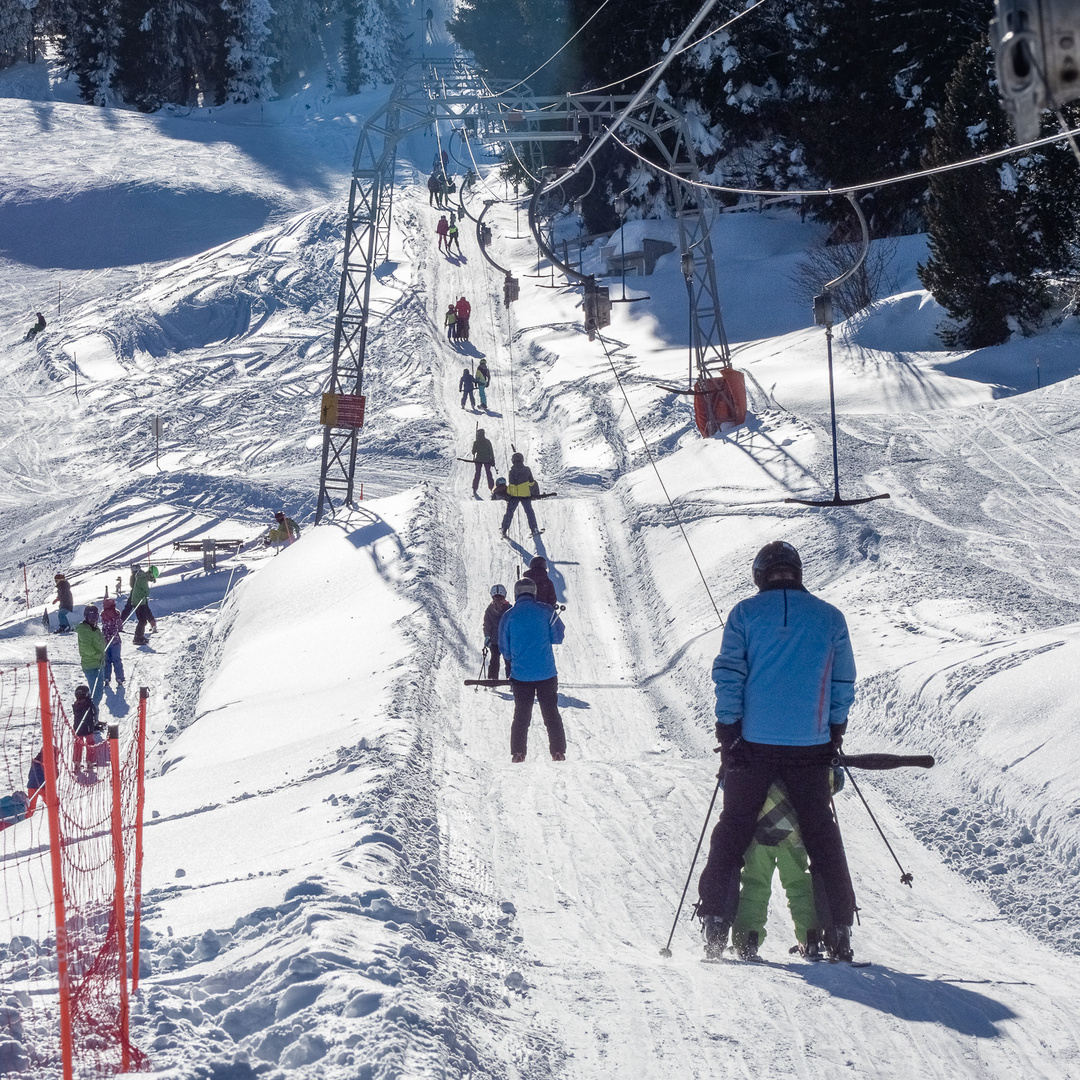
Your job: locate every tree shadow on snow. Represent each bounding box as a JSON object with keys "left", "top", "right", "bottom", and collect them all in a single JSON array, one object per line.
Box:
[{"left": 800, "top": 964, "right": 1016, "bottom": 1037}]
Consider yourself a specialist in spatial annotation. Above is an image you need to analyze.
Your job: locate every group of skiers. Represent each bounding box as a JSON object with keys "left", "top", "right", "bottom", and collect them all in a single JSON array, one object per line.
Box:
[
  {"left": 482, "top": 556, "right": 566, "bottom": 763},
  {"left": 428, "top": 171, "right": 457, "bottom": 210},
  {"left": 472, "top": 535, "right": 864, "bottom": 963},
  {"left": 459, "top": 361, "right": 491, "bottom": 410},
  {"left": 462, "top": 431, "right": 547, "bottom": 537},
  {"left": 445, "top": 296, "right": 472, "bottom": 341},
  {"left": 435, "top": 213, "right": 463, "bottom": 256}
]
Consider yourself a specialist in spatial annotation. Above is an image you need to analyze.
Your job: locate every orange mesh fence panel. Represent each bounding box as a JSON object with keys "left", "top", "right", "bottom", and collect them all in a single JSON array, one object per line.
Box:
[
  {"left": 0, "top": 662, "right": 62, "bottom": 1076},
  {"left": 693, "top": 370, "right": 748, "bottom": 436},
  {"left": 0, "top": 657, "right": 146, "bottom": 1078},
  {"left": 44, "top": 666, "right": 147, "bottom": 1077}
]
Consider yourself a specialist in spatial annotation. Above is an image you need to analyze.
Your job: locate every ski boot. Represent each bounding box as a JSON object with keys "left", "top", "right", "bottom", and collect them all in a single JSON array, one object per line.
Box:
[
  {"left": 551, "top": 751, "right": 565, "bottom": 761},
  {"left": 824, "top": 925, "right": 854, "bottom": 963},
  {"left": 734, "top": 930, "right": 760, "bottom": 962},
  {"left": 511, "top": 752, "right": 526, "bottom": 763},
  {"left": 701, "top": 916, "right": 730, "bottom": 960},
  {"left": 798, "top": 928, "right": 824, "bottom": 961}
]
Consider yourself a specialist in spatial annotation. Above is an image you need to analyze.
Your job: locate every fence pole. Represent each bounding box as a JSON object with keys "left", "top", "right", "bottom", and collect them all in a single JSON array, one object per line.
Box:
[
  {"left": 131, "top": 687, "right": 149, "bottom": 992},
  {"left": 108, "top": 723, "right": 131, "bottom": 1072},
  {"left": 36, "top": 645, "right": 74, "bottom": 1080}
]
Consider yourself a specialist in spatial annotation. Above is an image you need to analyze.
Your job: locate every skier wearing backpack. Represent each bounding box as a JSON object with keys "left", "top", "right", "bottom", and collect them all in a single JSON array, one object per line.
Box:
[
  {"left": 498, "top": 578, "right": 567, "bottom": 762},
  {"left": 523, "top": 556, "right": 557, "bottom": 607},
  {"left": 459, "top": 366, "right": 476, "bottom": 409},
  {"left": 75, "top": 605, "right": 107, "bottom": 706},
  {"left": 500, "top": 452, "right": 540, "bottom": 537},
  {"left": 53, "top": 572, "right": 74, "bottom": 632},
  {"left": 100, "top": 596, "right": 125, "bottom": 689},
  {"left": 470, "top": 428, "right": 496, "bottom": 494},
  {"left": 697, "top": 541, "right": 858, "bottom": 963},
  {"left": 475, "top": 359, "right": 491, "bottom": 409},
  {"left": 483, "top": 584, "right": 512, "bottom": 680}
]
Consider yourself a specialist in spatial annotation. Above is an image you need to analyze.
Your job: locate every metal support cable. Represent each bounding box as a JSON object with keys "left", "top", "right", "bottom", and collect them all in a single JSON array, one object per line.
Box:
[
  {"left": 608, "top": 122, "right": 1080, "bottom": 202},
  {"left": 593, "top": 329, "right": 724, "bottom": 629}
]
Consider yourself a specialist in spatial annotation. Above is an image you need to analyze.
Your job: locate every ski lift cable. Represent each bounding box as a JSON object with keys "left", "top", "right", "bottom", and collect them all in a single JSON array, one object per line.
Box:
[
  {"left": 479, "top": 0, "right": 618, "bottom": 99},
  {"left": 606, "top": 121, "right": 1080, "bottom": 202},
  {"left": 569, "top": 0, "right": 769, "bottom": 97},
  {"left": 477, "top": 74, "right": 544, "bottom": 184},
  {"left": 555, "top": 0, "right": 723, "bottom": 189},
  {"left": 593, "top": 328, "right": 725, "bottom": 629}
]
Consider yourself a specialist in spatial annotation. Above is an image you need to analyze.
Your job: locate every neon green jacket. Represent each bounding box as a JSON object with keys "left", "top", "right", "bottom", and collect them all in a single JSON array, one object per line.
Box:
[{"left": 75, "top": 622, "right": 106, "bottom": 669}]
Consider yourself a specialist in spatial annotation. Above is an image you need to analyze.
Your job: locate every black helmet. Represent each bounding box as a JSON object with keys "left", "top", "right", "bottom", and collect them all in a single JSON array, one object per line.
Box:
[
  {"left": 511, "top": 452, "right": 524, "bottom": 464},
  {"left": 529, "top": 556, "right": 546, "bottom": 570},
  {"left": 83, "top": 604, "right": 99, "bottom": 622},
  {"left": 75, "top": 684, "right": 90, "bottom": 698},
  {"left": 752, "top": 541, "right": 802, "bottom": 588},
  {"left": 476, "top": 428, "right": 485, "bottom": 437}
]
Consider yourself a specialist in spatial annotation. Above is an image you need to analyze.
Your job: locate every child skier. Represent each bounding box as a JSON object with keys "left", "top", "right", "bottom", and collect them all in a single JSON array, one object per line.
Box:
[
  {"left": 71, "top": 685, "right": 100, "bottom": 770},
  {"left": 445, "top": 303, "right": 458, "bottom": 340},
  {"left": 459, "top": 367, "right": 476, "bottom": 409},
  {"left": 100, "top": 596, "right": 125, "bottom": 689},
  {"left": 436, "top": 215, "right": 450, "bottom": 252},
  {"left": 483, "top": 584, "right": 512, "bottom": 680}
]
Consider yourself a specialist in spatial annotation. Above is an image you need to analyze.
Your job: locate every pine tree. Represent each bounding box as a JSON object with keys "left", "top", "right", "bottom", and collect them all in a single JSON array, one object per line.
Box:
[
  {"left": 223, "top": 0, "right": 273, "bottom": 102},
  {"left": 0, "top": 0, "right": 34, "bottom": 69},
  {"left": 264, "top": 0, "right": 321, "bottom": 91},
  {"left": 919, "top": 38, "right": 1046, "bottom": 347},
  {"left": 340, "top": 0, "right": 400, "bottom": 93}
]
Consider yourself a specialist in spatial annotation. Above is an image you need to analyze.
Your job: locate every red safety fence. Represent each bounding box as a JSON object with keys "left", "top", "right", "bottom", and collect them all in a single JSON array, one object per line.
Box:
[{"left": 0, "top": 647, "right": 147, "bottom": 1078}]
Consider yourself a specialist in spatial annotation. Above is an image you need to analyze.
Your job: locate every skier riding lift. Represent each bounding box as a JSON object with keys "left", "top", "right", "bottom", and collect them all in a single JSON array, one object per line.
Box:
[{"left": 696, "top": 541, "right": 858, "bottom": 963}]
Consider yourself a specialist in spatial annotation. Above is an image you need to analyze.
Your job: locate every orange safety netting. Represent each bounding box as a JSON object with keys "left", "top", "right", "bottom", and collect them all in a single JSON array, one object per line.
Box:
[{"left": 1, "top": 656, "right": 147, "bottom": 1077}]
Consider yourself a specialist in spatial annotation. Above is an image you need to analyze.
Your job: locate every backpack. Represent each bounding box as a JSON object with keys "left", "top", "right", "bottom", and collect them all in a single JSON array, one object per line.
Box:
[{"left": 0, "top": 792, "right": 30, "bottom": 827}]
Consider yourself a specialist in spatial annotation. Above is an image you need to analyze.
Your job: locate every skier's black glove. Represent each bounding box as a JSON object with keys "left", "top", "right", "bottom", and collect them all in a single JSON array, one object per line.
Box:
[
  {"left": 715, "top": 720, "right": 747, "bottom": 769},
  {"left": 830, "top": 723, "right": 847, "bottom": 755}
]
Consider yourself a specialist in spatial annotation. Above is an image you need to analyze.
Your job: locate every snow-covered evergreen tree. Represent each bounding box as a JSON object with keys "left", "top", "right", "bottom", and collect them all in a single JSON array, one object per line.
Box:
[
  {"left": 919, "top": 39, "right": 1046, "bottom": 347},
  {"left": 223, "top": 0, "right": 274, "bottom": 102},
  {"left": 340, "top": 0, "right": 400, "bottom": 93},
  {"left": 0, "top": 0, "right": 35, "bottom": 69}
]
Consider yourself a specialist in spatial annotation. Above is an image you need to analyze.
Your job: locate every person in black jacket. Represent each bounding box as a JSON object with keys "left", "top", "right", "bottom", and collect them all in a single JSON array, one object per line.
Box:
[
  {"left": 24, "top": 312, "right": 46, "bottom": 342},
  {"left": 483, "top": 584, "right": 512, "bottom": 679},
  {"left": 53, "top": 572, "right": 74, "bottom": 632},
  {"left": 523, "top": 556, "right": 557, "bottom": 607},
  {"left": 500, "top": 452, "right": 540, "bottom": 537},
  {"left": 71, "top": 685, "right": 100, "bottom": 769}
]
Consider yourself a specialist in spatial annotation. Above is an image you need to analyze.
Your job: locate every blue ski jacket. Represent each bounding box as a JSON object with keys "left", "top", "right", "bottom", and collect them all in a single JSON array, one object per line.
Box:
[
  {"left": 498, "top": 595, "right": 565, "bottom": 682},
  {"left": 712, "top": 586, "right": 856, "bottom": 746}
]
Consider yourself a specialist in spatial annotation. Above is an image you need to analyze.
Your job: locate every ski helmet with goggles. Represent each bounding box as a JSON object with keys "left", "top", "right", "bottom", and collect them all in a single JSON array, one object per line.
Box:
[
  {"left": 490, "top": 584, "right": 507, "bottom": 598},
  {"left": 752, "top": 541, "right": 802, "bottom": 588},
  {"left": 82, "top": 604, "right": 99, "bottom": 622}
]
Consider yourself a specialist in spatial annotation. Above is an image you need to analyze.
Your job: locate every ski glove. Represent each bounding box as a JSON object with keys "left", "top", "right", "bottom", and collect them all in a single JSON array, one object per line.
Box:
[
  {"left": 715, "top": 720, "right": 747, "bottom": 769},
  {"left": 830, "top": 722, "right": 847, "bottom": 754},
  {"left": 483, "top": 635, "right": 491, "bottom": 648}
]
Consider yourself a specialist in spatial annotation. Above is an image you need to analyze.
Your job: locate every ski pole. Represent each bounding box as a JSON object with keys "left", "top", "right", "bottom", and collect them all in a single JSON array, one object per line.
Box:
[
  {"left": 836, "top": 750, "right": 914, "bottom": 887},
  {"left": 660, "top": 768, "right": 723, "bottom": 957},
  {"left": 474, "top": 647, "right": 488, "bottom": 689}
]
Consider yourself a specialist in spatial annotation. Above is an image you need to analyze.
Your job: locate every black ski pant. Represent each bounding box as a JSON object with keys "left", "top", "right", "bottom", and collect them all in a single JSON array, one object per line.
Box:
[
  {"left": 122, "top": 600, "right": 154, "bottom": 643},
  {"left": 697, "top": 742, "right": 856, "bottom": 928},
  {"left": 472, "top": 461, "right": 494, "bottom": 493},
  {"left": 501, "top": 496, "right": 537, "bottom": 534},
  {"left": 488, "top": 645, "right": 510, "bottom": 681},
  {"left": 510, "top": 676, "right": 566, "bottom": 757}
]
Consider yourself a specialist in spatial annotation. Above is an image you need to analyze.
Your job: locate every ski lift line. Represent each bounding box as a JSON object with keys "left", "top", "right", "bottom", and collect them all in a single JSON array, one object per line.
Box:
[
  {"left": 593, "top": 329, "right": 725, "bottom": 629},
  {"left": 553, "top": 0, "right": 723, "bottom": 185},
  {"left": 478, "top": 0, "right": 618, "bottom": 99},
  {"left": 607, "top": 122, "right": 1080, "bottom": 201},
  {"left": 569, "top": 0, "right": 769, "bottom": 98}
]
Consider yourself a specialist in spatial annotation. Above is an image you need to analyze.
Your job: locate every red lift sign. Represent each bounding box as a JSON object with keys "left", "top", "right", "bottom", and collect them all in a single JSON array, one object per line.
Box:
[{"left": 321, "top": 393, "right": 366, "bottom": 429}]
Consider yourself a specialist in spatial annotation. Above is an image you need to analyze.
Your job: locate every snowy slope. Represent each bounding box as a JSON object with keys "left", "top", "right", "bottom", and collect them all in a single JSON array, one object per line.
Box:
[{"left": 2, "top": 22, "right": 1080, "bottom": 1080}]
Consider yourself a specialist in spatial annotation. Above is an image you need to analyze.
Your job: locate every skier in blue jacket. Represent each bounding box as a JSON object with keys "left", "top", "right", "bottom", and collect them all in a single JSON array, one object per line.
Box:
[
  {"left": 498, "top": 578, "right": 567, "bottom": 762},
  {"left": 696, "top": 541, "right": 858, "bottom": 962}
]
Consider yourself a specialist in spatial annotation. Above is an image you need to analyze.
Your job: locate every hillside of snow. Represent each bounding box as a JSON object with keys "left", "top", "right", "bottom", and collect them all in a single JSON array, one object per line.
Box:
[{"left": 3, "top": 18, "right": 1080, "bottom": 1080}]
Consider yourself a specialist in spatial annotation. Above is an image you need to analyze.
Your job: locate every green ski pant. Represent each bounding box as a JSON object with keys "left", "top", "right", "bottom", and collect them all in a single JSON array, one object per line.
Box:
[{"left": 732, "top": 839, "right": 817, "bottom": 947}]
